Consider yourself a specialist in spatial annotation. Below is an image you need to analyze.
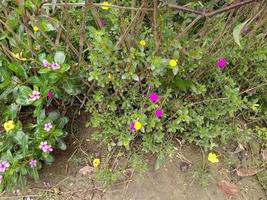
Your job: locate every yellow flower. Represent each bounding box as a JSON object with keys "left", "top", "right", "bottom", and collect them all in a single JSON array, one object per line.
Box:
[
  {"left": 3, "top": 120, "right": 15, "bottom": 132},
  {"left": 169, "top": 59, "right": 178, "bottom": 67},
  {"left": 11, "top": 52, "right": 27, "bottom": 61},
  {"left": 139, "top": 40, "right": 146, "bottom": 46},
  {"left": 208, "top": 152, "right": 219, "bottom": 163},
  {"left": 108, "top": 73, "right": 112, "bottom": 80},
  {"left": 93, "top": 158, "right": 100, "bottom": 167},
  {"left": 101, "top": 1, "right": 110, "bottom": 10},
  {"left": 33, "top": 26, "right": 39, "bottom": 32},
  {"left": 134, "top": 121, "right": 142, "bottom": 131}
]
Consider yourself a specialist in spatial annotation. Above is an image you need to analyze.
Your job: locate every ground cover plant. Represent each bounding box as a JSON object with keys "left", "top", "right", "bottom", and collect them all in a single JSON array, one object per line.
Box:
[{"left": 0, "top": 0, "right": 266, "bottom": 192}]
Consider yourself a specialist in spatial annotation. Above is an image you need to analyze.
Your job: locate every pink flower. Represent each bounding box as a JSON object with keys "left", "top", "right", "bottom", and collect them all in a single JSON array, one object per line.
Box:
[
  {"left": 242, "top": 27, "right": 249, "bottom": 33},
  {"left": 43, "top": 181, "right": 51, "bottom": 188},
  {"left": 155, "top": 108, "right": 163, "bottom": 118},
  {"left": 44, "top": 122, "right": 53, "bottom": 132},
  {"left": 43, "top": 59, "right": 50, "bottom": 67},
  {"left": 39, "top": 141, "right": 53, "bottom": 153},
  {"left": 130, "top": 121, "right": 136, "bottom": 131},
  {"left": 216, "top": 58, "right": 228, "bottom": 68},
  {"left": 99, "top": 19, "right": 105, "bottom": 28},
  {"left": 51, "top": 63, "right": 60, "bottom": 70},
  {"left": 30, "top": 90, "right": 41, "bottom": 101},
  {"left": 47, "top": 90, "right": 54, "bottom": 98},
  {"left": 149, "top": 92, "right": 159, "bottom": 102},
  {"left": 0, "top": 160, "right": 10, "bottom": 172},
  {"left": 29, "top": 159, "right": 37, "bottom": 168}
]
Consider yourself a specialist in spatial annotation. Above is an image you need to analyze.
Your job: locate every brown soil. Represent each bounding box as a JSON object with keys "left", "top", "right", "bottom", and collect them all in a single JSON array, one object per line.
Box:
[{"left": 1, "top": 113, "right": 266, "bottom": 200}]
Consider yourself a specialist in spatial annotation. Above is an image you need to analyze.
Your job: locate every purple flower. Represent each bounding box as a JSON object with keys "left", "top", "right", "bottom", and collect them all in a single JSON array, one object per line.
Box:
[
  {"left": 51, "top": 63, "right": 60, "bottom": 70},
  {"left": 149, "top": 92, "right": 159, "bottom": 102},
  {"left": 43, "top": 59, "right": 50, "bottom": 67},
  {"left": 0, "top": 160, "right": 10, "bottom": 172},
  {"left": 39, "top": 141, "right": 53, "bottom": 153},
  {"left": 29, "top": 159, "right": 37, "bottom": 168},
  {"left": 30, "top": 90, "right": 41, "bottom": 101},
  {"left": 130, "top": 121, "right": 136, "bottom": 131},
  {"left": 216, "top": 58, "right": 228, "bottom": 68},
  {"left": 155, "top": 108, "right": 163, "bottom": 118},
  {"left": 242, "top": 27, "right": 249, "bottom": 33},
  {"left": 43, "top": 181, "right": 51, "bottom": 188},
  {"left": 99, "top": 19, "right": 105, "bottom": 28},
  {"left": 44, "top": 122, "right": 53, "bottom": 132},
  {"left": 47, "top": 90, "right": 54, "bottom": 98}
]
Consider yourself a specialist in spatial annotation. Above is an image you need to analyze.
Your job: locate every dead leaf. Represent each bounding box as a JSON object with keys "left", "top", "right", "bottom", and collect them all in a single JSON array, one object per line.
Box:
[
  {"left": 217, "top": 180, "right": 239, "bottom": 196},
  {"left": 260, "top": 149, "right": 267, "bottom": 161},
  {"left": 236, "top": 167, "right": 265, "bottom": 177},
  {"left": 180, "top": 161, "right": 191, "bottom": 172},
  {"left": 53, "top": 187, "right": 60, "bottom": 194},
  {"left": 79, "top": 165, "right": 94, "bottom": 175},
  {"left": 233, "top": 143, "right": 245, "bottom": 154}
]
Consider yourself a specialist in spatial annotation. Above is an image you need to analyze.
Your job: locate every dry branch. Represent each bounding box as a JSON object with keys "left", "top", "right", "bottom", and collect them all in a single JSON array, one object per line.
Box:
[{"left": 42, "top": 0, "right": 257, "bottom": 18}]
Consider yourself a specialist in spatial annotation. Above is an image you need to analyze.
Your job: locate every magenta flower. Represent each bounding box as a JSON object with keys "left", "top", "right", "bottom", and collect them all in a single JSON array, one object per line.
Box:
[
  {"left": 51, "top": 63, "right": 60, "bottom": 70},
  {"left": 44, "top": 122, "right": 53, "bottom": 132},
  {"left": 130, "top": 121, "right": 136, "bottom": 131},
  {"left": 99, "top": 19, "right": 105, "bottom": 28},
  {"left": 149, "top": 92, "right": 159, "bottom": 102},
  {"left": 216, "top": 58, "right": 228, "bottom": 68},
  {"left": 47, "top": 90, "right": 54, "bottom": 98},
  {"left": 155, "top": 108, "right": 163, "bottom": 118},
  {"left": 0, "top": 160, "right": 10, "bottom": 172},
  {"left": 30, "top": 90, "right": 41, "bottom": 101},
  {"left": 39, "top": 141, "right": 53, "bottom": 153},
  {"left": 29, "top": 159, "right": 37, "bottom": 168},
  {"left": 43, "top": 59, "right": 50, "bottom": 67}
]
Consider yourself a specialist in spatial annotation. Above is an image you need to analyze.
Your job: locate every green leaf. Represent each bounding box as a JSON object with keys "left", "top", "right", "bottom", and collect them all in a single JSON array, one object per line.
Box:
[
  {"left": 38, "top": 68, "right": 51, "bottom": 74},
  {"left": 3, "top": 103, "right": 18, "bottom": 120},
  {"left": 174, "top": 77, "right": 193, "bottom": 91},
  {"left": 154, "top": 152, "right": 165, "bottom": 170},
  {"left": 57, "top": 117, "right": 69, "bottom": 129},
  {"left": 44, "top": 154, "right": 54, "bottom": 165},
  {"left": 15, "top": 86, "right": 32, "bottom": 105},
  {"left": 233, "top": 20, "right": 248, "bottom": 48},
  {"left": 8, "top": 63, "right": 27, "bottom": 79},
  {"left": 54, "top": 51, "right": 66, "bottom": 64},
  {"left": 32, "top": 168, "right": 39, "bottom": 181},
  {"left": 38, "top": 53, "right": 46, "bottom": 62},
  {"left": 63, "top": 79, "right": 81, "bottom": 95},
  {"left": 0, "top": 68, "right": 11, "bottom": 89},
  {"left": 14, "top": 130, "right": 25, "bottom": 144},
  {"left": 56, "top": 138, "right": 67, "bottom": 150},
  {"left": 48, "top": 111, "right": 60, "bottom": 121}
]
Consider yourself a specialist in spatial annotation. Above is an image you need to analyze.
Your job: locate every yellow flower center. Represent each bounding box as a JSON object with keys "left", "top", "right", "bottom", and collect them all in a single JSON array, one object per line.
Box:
[
  {"left": 3, "top": 120, "right": 15, "bottom": 132},
  {"left": 139, "top": 40, "right": 146, "bottom": 46},
  {"left": 93, "top": 158, "right": 100, "bottom": 167},
  {"left": 208, "top": 152, "right": 219, "bottom": 163},
  {"left": 33, "top": 26, "right": 39, "bottom": 32},
  {"left": 134, "top": 121, "right": 142, "bottom": 131},
  {"left": 169, "top": 59, "right": 178, "bottom": 67},
  {"left": 101, "top": 2, "right": 110, "bottom": 10}
]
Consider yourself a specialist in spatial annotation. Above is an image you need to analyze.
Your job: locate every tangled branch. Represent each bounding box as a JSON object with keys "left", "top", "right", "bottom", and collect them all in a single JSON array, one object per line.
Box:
[{"left": 42, "top": 0, "right": 257, "bottom": 18}]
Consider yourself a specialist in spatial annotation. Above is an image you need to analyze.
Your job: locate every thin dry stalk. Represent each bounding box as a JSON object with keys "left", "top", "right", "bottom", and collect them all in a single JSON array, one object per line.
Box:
[{"left": 116, "top": 2, "right": 145, "bottom": 48}]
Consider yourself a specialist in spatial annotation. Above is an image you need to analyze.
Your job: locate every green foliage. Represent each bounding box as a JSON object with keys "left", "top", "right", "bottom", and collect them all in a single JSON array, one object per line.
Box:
[{"left": 0, "top": 0, "right": 267, "bottom": 191}]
